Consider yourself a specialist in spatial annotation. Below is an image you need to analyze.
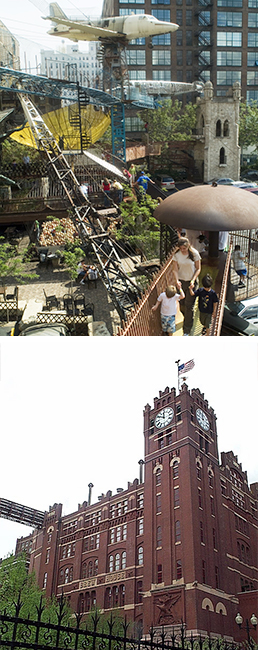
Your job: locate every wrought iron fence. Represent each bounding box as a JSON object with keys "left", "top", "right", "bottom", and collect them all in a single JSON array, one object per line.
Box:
[{"left": 0, "top": 595, "right": 241, "bottom": 650}]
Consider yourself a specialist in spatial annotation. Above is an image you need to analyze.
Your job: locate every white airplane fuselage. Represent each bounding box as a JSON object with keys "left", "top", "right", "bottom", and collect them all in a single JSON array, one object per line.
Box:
[{"left": 47, "top": 9, "right": 178, "bottom": 42}]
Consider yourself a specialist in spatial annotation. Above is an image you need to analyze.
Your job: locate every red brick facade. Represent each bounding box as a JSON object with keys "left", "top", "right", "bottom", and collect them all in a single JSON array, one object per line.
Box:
[{"left": 16, "top": 383, "right": 258, "bottom": 642}]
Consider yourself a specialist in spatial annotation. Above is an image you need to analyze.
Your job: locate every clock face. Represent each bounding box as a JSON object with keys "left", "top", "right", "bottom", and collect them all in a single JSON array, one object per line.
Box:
[
  {"left": 155, "top": 407, "right": 174, "bottom": 429},
  {"left": 196, "top": 408, "right": 210, "bottom": 431}
]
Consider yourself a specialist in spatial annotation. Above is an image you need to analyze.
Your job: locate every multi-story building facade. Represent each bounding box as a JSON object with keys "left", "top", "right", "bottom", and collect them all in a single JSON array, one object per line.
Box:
[
  {"left": 101, "top": 0, "right": 258, "bottom": 107},
  {"left": 0, "top": 20, "right": 20, "bottom": 70},
  {"left": 40, "top": 43, "right": 101, "bottom": 87},
  {"left": 16, "top": 383, "right": 258, "bottom": 642}
]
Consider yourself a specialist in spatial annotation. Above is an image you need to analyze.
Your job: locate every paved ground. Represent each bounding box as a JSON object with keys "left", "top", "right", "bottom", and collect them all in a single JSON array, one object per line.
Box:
[{"left": 1, "top": 259, "right": 121, "bottom": 336}]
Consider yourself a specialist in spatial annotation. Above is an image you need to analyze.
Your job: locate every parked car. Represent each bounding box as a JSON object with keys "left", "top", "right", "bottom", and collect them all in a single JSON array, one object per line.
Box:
[
  {"left": 155, "top": 174, "right": 176, "bottom": 190},
  {"left": 208, "top": 177, "right": 235, "bottom": 185},
  {"left": 240, "top": 169, "right": 258, "bottom": 181},
  {"left": 222, "top": 298, "right": 258, "bottom": 335},
  {"left": 13, "top": 323, "right": 71, "bottom": 336},
  {"left": 233, "top": 181, "right": 258, "bottom": 188},
  {"left": 243, "top": 186, "right": 258, "bottom": 196}
]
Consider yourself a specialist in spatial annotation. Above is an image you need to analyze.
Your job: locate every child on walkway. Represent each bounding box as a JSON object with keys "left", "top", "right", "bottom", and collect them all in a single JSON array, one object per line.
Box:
[
  {"left": 232, "top": 244, "right": 247, "bottom": 287},
  {"left": 152, "top": 285, "right": 185, "bottom": 336},
  {"left": 189, "top": 273, "right": 219, "bottom": 336}
]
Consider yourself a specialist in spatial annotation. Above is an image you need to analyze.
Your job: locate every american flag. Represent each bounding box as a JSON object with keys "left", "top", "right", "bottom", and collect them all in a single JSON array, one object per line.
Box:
[{"left": 178, "top": 360, "right": 195, "bottom": 374}]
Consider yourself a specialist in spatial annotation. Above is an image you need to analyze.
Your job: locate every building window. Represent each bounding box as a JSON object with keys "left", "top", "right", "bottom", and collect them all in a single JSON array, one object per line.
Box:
[
  {"left": 45, "top": 549, "right": 50, "bottom": 564},
  {"left": 176, "top": 404, "right": 182, "bottom": 422},
  {"left": 96, "top": 534, "right": 100, "bottom": 549},
  {"left": 198, "top": 11, "right": 211, "bottom": 24},
  {"left": 177, "top": 71, "right": 183, "bottom": 81},
  {"left": 117, "top": 526, "right": 121, "bottom": 542},
  {"left": 177, "top": 51, "right": 183, "bottom": 66},
  {"left": 119, "top": 7, "right": 144, "bottom": 13},
  {"left": 123, "top": 523, "right": 127, "bottom": 540},
  {"left": 176, "top": 30, "right": 183, "bottom": 45},
  {"left": 197, "top": 464, "right": 202, "bottom": 479},
  {"left": 248, "top": 32, "right": 258, "bottom": 46},
  {"left": 138, "top": 493, "right": 144, "bottom": 508},
  {"left": 213, "top": 528, "right": 217, "bottom": 549},
  {"left": 210, "top": 496, "right": 215, "bottom": 515},
  {"left": 247, "top": 90, "right": 258, "bottom": 102},
  {"left": 174, "top": 487, "right": 180, "bottom": 507},
  {"left": 152, "top": 34, "right": 171, "bottom": 44},
  {"left": 215, "top": 566, "right": 219, "bottom": 588},
  {"left": 200, "top": 521, "right": 204, "bottom": 543},
  {"left": 115, "top": 553, "right": 120, "bottom": 571},
  {"left": 217, "top": 31, "right": 242, "bottom": 46},
  {"left": 186, "top": 9, "right": 192, "bottom": 23},
  {"left": 217, "top": 51, "right": 242, "bottom": 66},
  {"left": 152, "top": 9, "right": 171, "bottom": 20},
  {"left": 156, "top": 469, "right": 161, "bottom": 486},
  {"left": 152, "top": 50, "right": 171, "bottom": 65},
  {"left": 198, "top": 489, "right": 203, "bottom": 508},
  {"left": 138, "top": 546, "right": 144, "bottom": 565},
  {"left": 128, "top": 70, "right": 146, "bottom": 80},
  {"left": 109, "top": 555, "right": 114, "bottom": 572},
  {"left": 202, "top": 560, "right": 206, "bottom": 583},
  {"left": 220, "top": 147, "right": 226, "bottom": 164},
  {"left": 127, "top": 50, "right": 146, "bottom": 66},
  {"left": 156, "top": 494, "right": 161, "bottom": 513},
  {"left": 94, "top": 559, "right": 98, "bottom": 575},
  {"left": 43, "top": 572, "right": 47, "bottom": 588},
  {"left": 199, "top": 30, "right": 211, "bottom": 45},
  {"left": 175, "top": 520, "right": 181, "bottom": 542},
  {"left": 120, "top": 585, "right": 125, "bottom": 606},
  {"left": 248, "top": 12, "right": 258, "bottom": 26},
  {"left": 137, "top": 581, "right": 143, "bottom": 603},
  {"left": 138, "top": 517, "right": 144, "bottom": 535},
  {"left": 217, "top": 71, "right": 241, "bottom": 85},
  {"left": 176, "top": 560, "right": 182, "bottom": 579},
  {"left": 176, "top": 9, "right": 183, "bottom": 24},
  {"left": 186, "top": 50, "right": 192, "bottom": 65},
  {"left": 157, "top": 525, "right": 162, "bottom": 546},
  {"left": 88, "top": 561, "right": 93, "bottom": 577},
  {"left": 247, "top": 71, "right": 258, "bottom": 85},
  {"left": 157, "top": 564, "right": 163, "bottom": 583},
  {"left": 217, "top": 10, "right": 242, "bottom": 25},
  {"left": 152, "top": 70, "right": 171, "bottom": 80},
  {"left": 121, "top": 551, "right": 126, "bottom": 569},
  {"left": 173, "top": 461, "right": 179, "bottom": 479}
]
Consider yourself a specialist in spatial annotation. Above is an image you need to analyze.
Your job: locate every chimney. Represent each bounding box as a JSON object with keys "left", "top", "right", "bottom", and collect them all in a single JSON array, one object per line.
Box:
[
  {"left": 138, "top": 459, "right": 144, "bottom": 484},
  {"left": 88, "top": 483, "right": 94, "bottom": 505}
]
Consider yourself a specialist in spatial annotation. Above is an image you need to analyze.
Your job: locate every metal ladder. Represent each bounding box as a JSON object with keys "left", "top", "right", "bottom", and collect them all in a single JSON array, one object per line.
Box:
[{"left": 18, "top": 94, "right": 141, "bottom": 323}]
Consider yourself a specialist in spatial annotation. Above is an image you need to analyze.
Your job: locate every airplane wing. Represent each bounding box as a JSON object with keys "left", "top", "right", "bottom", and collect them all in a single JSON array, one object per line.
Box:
[{"left": 44, "top": 15, "right": 122, "bottom": 38}]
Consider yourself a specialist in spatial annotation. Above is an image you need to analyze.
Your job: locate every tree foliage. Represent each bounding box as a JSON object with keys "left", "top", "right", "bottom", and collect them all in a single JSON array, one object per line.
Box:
[
  {"left": 0, "top": 237, "right": 38, "bottom": 284},
  {"left": 239, "top": 100, "right": 258, "bottom": 149},
  {"left": 0, "top": 553, "right": 71, "bottom": 623},
  {"left": 2, "top": 139, "right": 41, "bottom": 164},
  {"left": 139, "top": 99, "right": 197, "bottom": 144},
  {"left": 114, "top": 191, "right": 160, "bottom": 260}
]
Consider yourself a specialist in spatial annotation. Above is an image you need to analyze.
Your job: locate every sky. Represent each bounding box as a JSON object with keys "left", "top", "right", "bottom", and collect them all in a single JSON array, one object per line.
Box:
[
  {"left": 0, "top": 337, "right": 257, "bottom": 560},
  {"left": 1, "top": 0, "right": 105, "bottom": 73}
]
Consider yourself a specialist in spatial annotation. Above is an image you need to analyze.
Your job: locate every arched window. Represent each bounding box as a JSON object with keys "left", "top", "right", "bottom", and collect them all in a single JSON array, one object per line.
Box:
[
  {"left": 175, "top": 520, "right": 181, "bottom": 542},
  {"left": 43, "top": 572, "right": 47, "bottom": 588},
  {"left": 91, "top": 591, "right": 96, "bottom": 608},
  {"left": 88, "top": 561, "right": 93, "bottom": 577},
  {"left": 109, "top": 555, "right": 114, "bottom": 572},
  {"left": 85, "top": 592, "right": 90, "bottom": 612},
  {"left": 156, "top": 468, "right": 161, "bottom": 486},
  {"left": 94, "top": 559, "right": 98, "bottom": 575},
  {"left": 216, "top": 120, "right": 221, "bottom": 137},
  {"left": 59, "top": 569, "right": 64, "bottom": 584},
  {"left": 65, "top": 568, "right": 69, "bottom": 584},
  {"left": 173, "top": 461, "right": 179, "bottom": 479},
  {"left": 220, "top": 147, "right": 226, "bottom": 164},
  {"left": 115, "top": 553, "right": 120, "bottom": 571},
  {"left": 138, "top": 546, "right": 144, "bottom": 565},
  {"left": 81, "top": 563, "right": 87, "bottom": 579},
  {"left": 105, "top": 587, "right": 112, "bottom": 608},
  {"left": 121, "top": 551, "right": 126, "bottom": 569},
  {"left": 113, "top": 585, "right": 119, "bottom": 607},
  {"left": 223, "top": 120, "right": 229, "bottom": 136}
]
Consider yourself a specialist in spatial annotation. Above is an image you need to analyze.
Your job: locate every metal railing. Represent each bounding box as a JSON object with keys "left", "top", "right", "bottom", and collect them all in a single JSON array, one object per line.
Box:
[{"left": 0, "top": 595, "right": 241, "bottom": 650}]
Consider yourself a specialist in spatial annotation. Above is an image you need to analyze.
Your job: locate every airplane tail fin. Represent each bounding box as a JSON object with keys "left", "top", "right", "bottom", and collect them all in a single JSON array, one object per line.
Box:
[{"left": 49, "top": 2, "right": 68, "bottom": 21}]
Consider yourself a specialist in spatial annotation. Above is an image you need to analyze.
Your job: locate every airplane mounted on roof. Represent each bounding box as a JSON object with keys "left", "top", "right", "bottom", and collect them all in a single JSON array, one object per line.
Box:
[{"left": 44, "top": 2, "right": 179, "bottom": 42}]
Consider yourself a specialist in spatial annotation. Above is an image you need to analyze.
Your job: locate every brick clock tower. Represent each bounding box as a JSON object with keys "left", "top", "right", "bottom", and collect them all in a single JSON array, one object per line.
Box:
[{"left": 142, "top": 383, "right": 238, "bottom": 637}]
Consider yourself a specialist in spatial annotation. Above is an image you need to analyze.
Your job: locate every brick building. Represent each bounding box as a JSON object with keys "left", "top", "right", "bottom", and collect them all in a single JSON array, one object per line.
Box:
[{"left": 16, "top": 383, "right": 258, "bottom": 642}]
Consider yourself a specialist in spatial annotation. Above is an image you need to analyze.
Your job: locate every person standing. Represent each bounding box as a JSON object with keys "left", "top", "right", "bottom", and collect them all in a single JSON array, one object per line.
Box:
[
  {"left": 172, "top": 237, "right": 201, "bottom": 336},
  {"left": 129, "top": 163, "right": 136, "bottom": 183},
  {"left": 189, "top": 273, "right": 219, "bottom": 336},
  {"left": 152, "top": 285, "right": 185, "bottom": 336},
  {"left": 232, "top": 244, "right": 247, "bottom": 287},
  {"left": 102, "top": 177, "right": 111, "bottom": 207}
]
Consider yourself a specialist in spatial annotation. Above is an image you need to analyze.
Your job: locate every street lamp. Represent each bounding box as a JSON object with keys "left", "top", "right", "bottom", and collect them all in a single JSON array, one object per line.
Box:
[{"left": 235, "top": 613, "right": 258, "bottom": 644}]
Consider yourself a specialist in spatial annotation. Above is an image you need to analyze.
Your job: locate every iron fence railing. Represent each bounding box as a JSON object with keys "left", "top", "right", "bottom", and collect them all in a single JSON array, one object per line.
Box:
[{"left": 0, "top": 595, "right": 243, "bottom": 650}]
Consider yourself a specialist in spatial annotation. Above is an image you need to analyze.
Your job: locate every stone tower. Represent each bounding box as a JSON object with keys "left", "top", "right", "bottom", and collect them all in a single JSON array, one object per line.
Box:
[{"left": 194, "top": 81, "right": 241, "bottom": 183}]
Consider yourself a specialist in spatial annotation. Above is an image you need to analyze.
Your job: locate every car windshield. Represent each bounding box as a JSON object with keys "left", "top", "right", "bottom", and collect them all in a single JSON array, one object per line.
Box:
[{"left": 162, "top": 177, "right": 173, "bottom": 182}]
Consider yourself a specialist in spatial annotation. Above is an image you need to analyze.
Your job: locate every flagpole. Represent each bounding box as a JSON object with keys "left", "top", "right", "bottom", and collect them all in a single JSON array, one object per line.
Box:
[{"left": 175, "top": 360, "right": 180, "bottom": 394}]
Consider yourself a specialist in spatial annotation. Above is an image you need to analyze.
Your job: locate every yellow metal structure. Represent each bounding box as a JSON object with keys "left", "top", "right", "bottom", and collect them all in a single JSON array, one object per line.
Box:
[{"left": 10, "top": 102, "right": 110, "bottom": 149}]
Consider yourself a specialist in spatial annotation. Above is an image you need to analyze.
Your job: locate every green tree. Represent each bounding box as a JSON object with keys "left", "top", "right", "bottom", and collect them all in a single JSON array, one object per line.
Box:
[
  {"left": 239, "top": 100, "right": 258, "bottom": 149},
  {"left": 2, "top": 138, "right": 41, "bottom": 164},
  {"left": 0, "top": 553, "right": 71, "bottom": 623},
  {"left": 0, "top": 237, "right": 38, "bottom": 285},
  {"left": 139, "top": 99, "right": 197, "bottom": 144},
  {"left": 114, "top": 192, "right": 160, "bottom": 260}
]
